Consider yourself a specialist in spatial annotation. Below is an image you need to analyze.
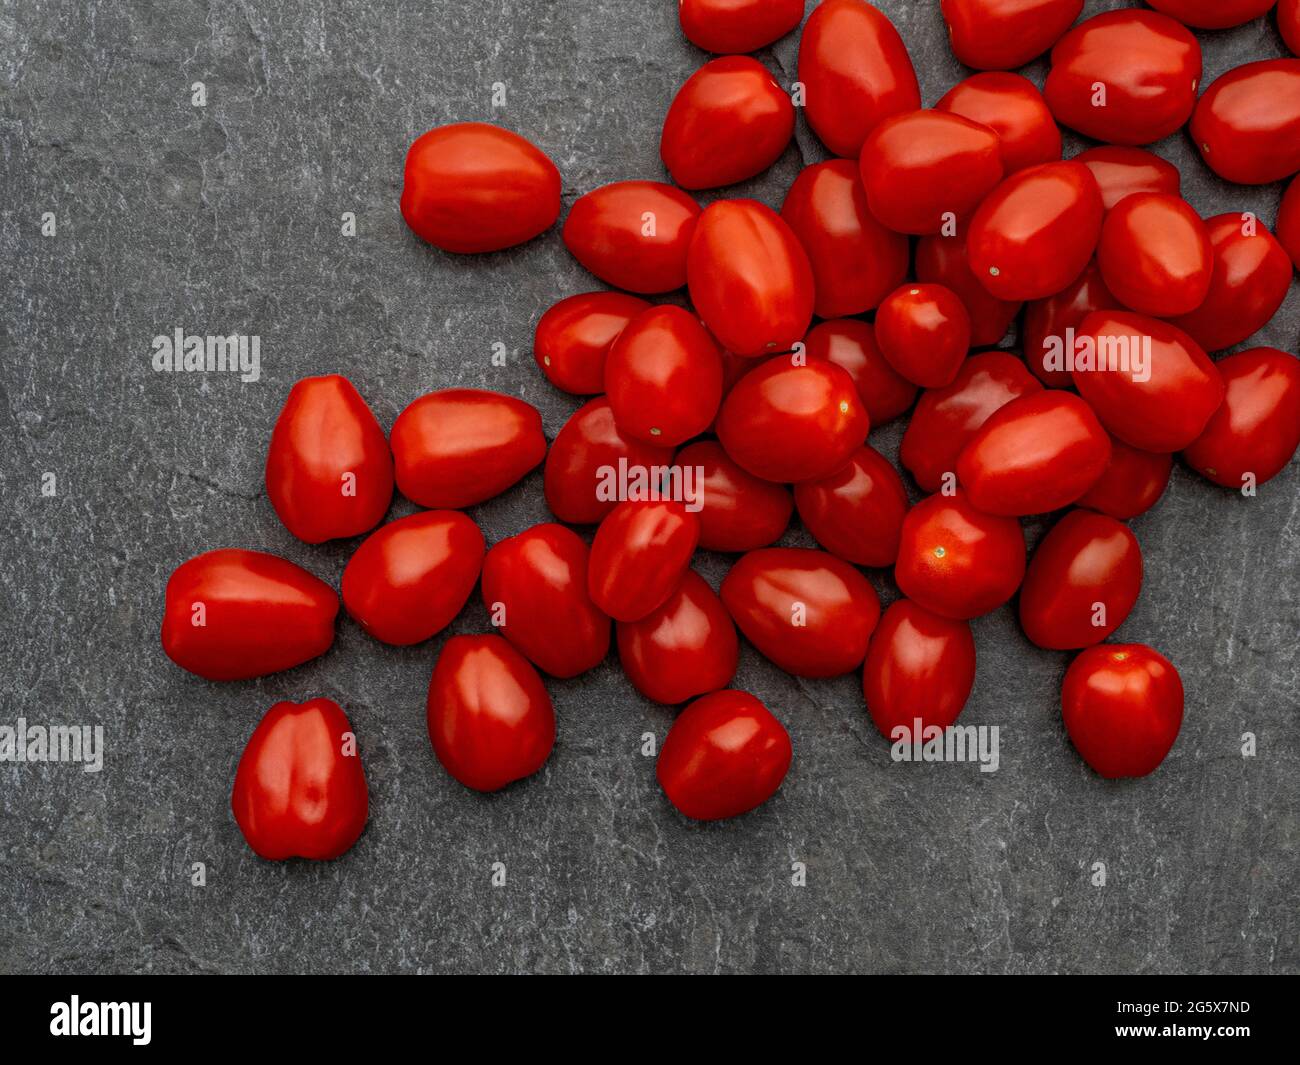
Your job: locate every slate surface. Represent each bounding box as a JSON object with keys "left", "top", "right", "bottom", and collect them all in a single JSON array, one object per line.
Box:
[{"left": 0, "top": 0, "right": 1296, "bottom": 975}]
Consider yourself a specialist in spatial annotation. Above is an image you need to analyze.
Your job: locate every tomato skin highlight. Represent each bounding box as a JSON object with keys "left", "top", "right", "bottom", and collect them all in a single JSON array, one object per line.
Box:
[
  {"left": 936, "top": 72, "right": 1062, "bottom": 175},
  {"left": 915, "top": 228, "right": 1022, "bottom": 348},
  {"left": 588, "top": 500, "right": 700, "bottom": 622},
  {"left": 940, "top": 0, "right": 1084, "bottom": 71},
  {"left": 804, "top": 319, "right": 917, "bottom": 426},
  {"left": 1097, "top": 193, "right": 1212, "bottom": 318},
  {"left": 1022, "top": 260, "right": 1120, "bottom": 389},
  {"left": 675, "top": 440, "right": 794, "bottom": 553},
  {"left": 1191, "top": 59, "right": 1300, "bottom": 185},
  {"left": 875, "top": 283, "right": 972, "bottom": 389},
  {"left": 678, "top": 0, "right": 805, "bottom": 54},
  {"left": 1075, "top": 435, "right": 1173, "bottom": 520},
  {"left": 1075, "top": 146, "right": 1181, "bottom": 212},
  {"left": 794, "top": 445, "right": 909, "bottom": 568},
  {"left": 1146, "top": 0, "right": 1278, "bottom": 30},
  {"left": 533, "top": 291, "right": 649, "bottom": 395}
]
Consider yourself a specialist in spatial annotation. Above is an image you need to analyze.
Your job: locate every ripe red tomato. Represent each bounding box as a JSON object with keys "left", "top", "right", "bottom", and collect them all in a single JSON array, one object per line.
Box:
[
  {"left": 793, "top": 445, "right": 909, "bottom": 567},
  {"left": 941, "top": 0, "right": 1084, "bottom": 71},
  {"left": 915, "top": 227, "right": 1022, "bottom": 347},
  {"left": 480, "top": 523, "right": 611, "bottom": 678},
  {"left": 1061, "top": 643, "right": 1183, "bottom": 778},
  {"left": 391, "top": 388, "right": 546, "bottom": 509},
  {"left": 804, "top": 319, "right": 917, "bottom": 425},
  {"left": 895, "top": 491, "right": 1026, "bottom": 620},
  {"left": 1044, "top": 10, "right": 1201, "bottom": 146},
  {"left": 161, "top": 549, "right": 337, "bottom": 681},
  {"left": 1019, "top": 510, "right": 1143, "bottom": 650},
  {"left": 687, "top": 199, "right": 814, "bottom": 357},
  {"left": 780, "top": 159, "right": 909, "bottom": 317},
  {"left": 936, "top": 73, "right": 1062, "bottom": 175},
  {"left": 797, "top": 0, "right": 920, "bottom": 157},
  {"left": 341, "top": 510, "right": 485, "bottom": 646},
  {"left": 231, "top": 698, "right": 367, "bottom": 861},
  {"left": 1146, "top": 0, "right": 1278, "bottom": 29},
  {"left": 900, "top": 352, "right": 1043, "bottom": 493},
  {"left": 862, "top": 600, "right": 976, "bottom": 738},
  {"left": 678, "top": 0, "right": 805, "bottom": 54},
  {"left": 533, "top": 291, "right": 650, "bottom": 395},
  {"left": 265, "top": 374, "right": 393, "bottom": 545},
  {"left": 675, "top": 440, "right": 793, "bottom": 552},
  {"left": 1279, "top": 176, "right": 1300, "bottom": 271},
  {"left": 1183, "top": 348, "right": 1300, "bottom": 488},
  {"left": 721, "top": 547, "right": 881, "bottom": 677},
  {"left": 1097, "top": 193, "right": 1213, "bottom": 318},
  {"left": 1072, "top": 311, "right": 1225, "bottom": 453},
  {"left": 715, "top": 356, "right": 869, "bottom": 482},
  {"left": 656, "top": 690, "right": 792, "bottom": 821},
  {"left": 967, "top": 162, "right": 1105, "bottom": 301},
  {"left": 1022, "top": 260, "right": 1120, "bottom": 388},
  {"left": 400, "top": 123, "right": 561, "bottom": 253},
  {"left": 1075, "top": 435, "right": 1173, "bottom": 520},
  {"left": 562, "top": 181, "right": 700, "bottom": 294},
  {"left": 426, "top": 634, "right": 555, "bottom": 792},
  {"left": 1191, "top": 59, "right": 1300, "bottom": 185},
  {"left": 1283, "top": 0, "right": 1300, "bottom": 56},
  {"left": 617, "top": 570, "right": 739, "bottom": 704},
  {"left": 874, "top": 284, "right": 972, "bottom": 388},
  {"left": 588, "top": 500, "right": 699, "bottom": 622},
  {"left": 1075, "top": 146, "right": 1182, "bottom": 211}
]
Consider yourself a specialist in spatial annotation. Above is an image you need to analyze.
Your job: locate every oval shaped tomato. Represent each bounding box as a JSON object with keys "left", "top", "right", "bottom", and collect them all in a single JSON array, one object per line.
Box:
[
  {"left": 862, "top": 600, "right": 976, "bottom": 738},
  {"left": 1075, "top": 146, "right": 1182, "bottom": 212},
  {"left": 936, "top": 73, "right": 1061, "bottom": 175},
  {"left": 1278, "top": 176, "right": 1300, "bottom": 271},
  {"left": 588, "top": 500, "right": 700, "bottom": 622},
  {"left": 1022, "top": 260, "right": 1120, "bottom": 388},
  {"left": 793, "top": 445, "right": 909, "bottom": 567},
  {"left": 804, "top": 318, "right": 917, "bottom": 425},
  {"left": 781, "top": 159, "right": 909, "bottom": 317},
  {"left": 161, "top": 549, "right": 338, "bottom": 681},
  {"left": 400, "top": 123, "right": 561, "bottom": 253},
  {"left": 341, "top": 510, "right": 485, "bottom": 646},
  {"left": 1061, "top": 643, "right": 1183, "bottom": 778},
  {"left": 915, "top": 227, "right": 1022, "bottom": 347},
  {"left": 1075, "top": 435, "right": 1173, "bottom": 520},
  {"left": 678, "top": 0, "right": 805, "bottom": 54},
  {"left": 721, "top": 547, "right": 881, "bottom": 677},
  {"left": 480, "top": 523, "right": 611, "bottom": 678},
  {"left": 533, "top": 291, "right": 650, "bottom": 395},
  {"left": 797, "top": 0, "right": 920, "bottom": 157},
  {"left": 875, "top": 283, "right": 972, "bottom": 389},
  {"left": 1097, "top": 193, "right": 1212, "bottom": 318},
  {"left": 941, "top": 0, "right": 1084, "bottom": 71},
  {"left": 1019, "top": 510, "right": 1142, "bottom": 650},
  {"left": 427, "top": 634, "right": 555, "bottom": 792},
  {"left": 656, "top": 690, "right": 792, "bottom": 821},
  {"left": 265, "top": 374, "right": 393, "bottom": 545},
  {"left": 1146, "top": 0, "right": 1277, "bottom": 29},
  {"left": 1283, "top": 0, "right": 1300, "bottom": 56},
  {"left": 675, "top": 440, "right": 794, "bottom": 552},
  {"left": 1191, "top": 59, "right": 1300, "bottom": 185}
]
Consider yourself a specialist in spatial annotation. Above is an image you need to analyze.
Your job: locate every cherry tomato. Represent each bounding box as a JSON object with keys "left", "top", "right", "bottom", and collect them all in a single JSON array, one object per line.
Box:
[
  {"left": 797, "top": 0, "right": 920, "bottom": 158},
  {"left": 1097, "top": 193, "right": 1212, "bottom": 318},
  {"left": 793, "top": 445, "right": 909, "bottom": 567},
  {"left": 1191, "top": 59, "right": 1300, "bottom": 185},
  {"left": 675, "top": 440, "right": 794, "bottom": 552},
  {"left": 687, "top": 199, "right": 814, "bottom": 357},
  {"left": 862, "top": 600, "right": 976, "bottom": 738},
  {"left": 1146, "top": 0, "right": 1277, "bottom": 29},
  {"left": 804, "top": 319, "right": 917, "bottom": 425},
  {"left": 480, "top": 523, "right": 611, "bottom": 678},
  {"left": 1283, "top": 0, "right": 1300, "bottom": 56},
  {"left": 533, "top": 291, "right": 650, "bottom": 395},
  {"left": 1279, "top": 176, "right": 1300, "bottom": 271},
  {"left": 562, "top": 181, "right": 700, "bottom": 294},
  {"left": 678, "top": 0, "right": 805, "bottom": 54},
  {"left": 716, "top": 356, "right": 869, "bottom": 482},
  {"left": 915, "top": 227, "right": 1022, "bottom": 348},
  {"left": 1183, "top": 348, "right": 1300, "bottom": 489},
  {"left": 941, "top": 0, "right": 1084, "bottom": 71},
  {"left": 341, "top": 510, "right": 485, "bottom": 646},
  {"left": 265, "top": 374, "right": 394, "bottom": 544},
  {"left": 1075, "top": 146, "right": 1182, "bottom": 212},
  {"left": 780, "top": 159, "right": 909, "bottom": 317},
  {"left": 967, "top": 162, "right": 1105, "bottom": 301},
  {"left": 721, "top": 547, "right": 881, "bottom": 677},
  {"left": 161, "top": 549, "right": 337, "bottom": 681},
  {"left": 231, "top": 698, "right": 367, "bottom": 861},
  {"left": 895, "top": 491, "right": 1026, "bottom": 620},
  {"left": 1075, "top": 435, "right": 1173, "bottom": 520},
  {"left": 1061, "top": 644, "right": 1183, "bottom": 778},
  {"left": 426, "top": 634, "right": 555, "bottom": 792},
  {"left": 400, "top": 123, "right": 560, "bottom": 253},
  {"left": 588, "top": 500, "right": 700, "bottom": 622},
  {"left": 936, "top": 73, "right": 1062, "bottom": 175},
  {"left": 656, "top": 690, "right": 792, "bottom": 821},
  {"left": 617, "top": 570, "right": 739, "bottom": 704},
  {"left": 1044, "top": 10, "right": 1201, "bottom": 146},
  {"left": 1022, "top": 260, "right": 1120, "bottom": 388},
  {"left": 874, "top": 283, "right": 972, "bottom": 389},
  {"left": 1019, "top": 510, "right": 1142, "bottom": 650}
]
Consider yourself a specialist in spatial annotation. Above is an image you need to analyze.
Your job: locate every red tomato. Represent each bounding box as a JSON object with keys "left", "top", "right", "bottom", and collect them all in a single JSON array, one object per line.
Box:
[
  {"left": 915, "top": 228, "right": 1022, "bottom": 348},
  {"left": 391, "top": 388, "right": 546, "bottom": 509},
  {"left": 675, "top": 440, "right": 793, "bottom": 552},
  {"left": 1061, "top": 643, "right": 1183, "bottom": 778},
  {"left": 678, "top": 0, "right": 805, "bottom": 54},
  {"left": 265, "top": 375, "right": 393, "bottom": 544},
  {"left": 940, "top": 0, "right": 1084, "bottom": 71},
  {"left": 715, "top": 356, "right": 869, "bottom": 482},
  {"left": 1097, "top": 193, "right": 1213, "bottom": 318},
  {"left": 874, "top": 284, "right": 972, "bottom": 388},
  {"left": 1191, "top": 59, "right": 1300, "bottom": 185},
  {"left": 1283, "top": 0, "right": 1300, "bottom": 56},
  {"left": 900, "top": 352, "right": 1043, "bottom": 493},
  {"left": 161, "top": 549, "right": 337, "bottom": 681},
  {"left": 480, "top": 523, "right": 611, "bottom": 678},
  {"left": 957, "top": 391, "right": 1111, "bottom": 516},
  {"left": 936, "top": 73, "right": 1062, "bottom": 175},
  {"left": 780, "top": 159, "right": 909, "bottom": 317},
  {"left": 1022, "top": 260, "right": 1120, "bottom": 388},
  {"left": 721, "top": 547, "right": 881, "bottom": 677},
  {"left": 793, "top": 445, "right": 909, "bottom": 567},
  {"left": 804, "top": 318, "right": 917, "bottom": 425},
  {"left": 400, "top": 123, "right": 560, "bottom": 253},
  {"left": 1019, "top": 510, "right": 1142, "bottom": 650},
  {"left": 533, "top": 291, "right": 650, "bottom": 395},
  {"left": 1044, "top": 11, "right": 1201, "bottom": 146},
  {"left": 656, "top": 690, "right": 792, "bottom": 821},
  {"left": 341, "top": 511, "right": 485, "bottom": 646},
  {"left": 588, "top": 500, "right": 700, "bottom": 621},
  {"left": 895, "top": 491, "right": 1026, "bottom": 620},
  {"left": 1075, "top": 435, "right": 1173, "bottom": 520},
  {"left": 1075, "top": 146, "right": 1182, "bottom": 212},
  {"left": 1183, "top": 348, "right": 1300, "bottom": 488},
  {"left": 426, "top": 634, "right": 555, "bottom": 792},
  {"left": 687, "top": 199, "right": 814, "bottom": 357},
  {"left": 967, "top": 162, "right": 1105, "bottom": 301},
  {"left": 660, "top": 56, "right": 794, "bottom": 189},
  {"left": 617, "top": 570, "right": 739, "bottom": 704},
  {"left": 1279, "top": 176, "right": 1300, "bottom": 271},
  {"left": 231, "top": 698, "right": 367, "bottom": 861},
  {"left": 543, "top": 397, "right": 675, "bottom": 525},
  {"left": 862, "top": 600, "right": 976, "bottom": 738},
  {"left": 1072, "top": 311, "right": 1225, "bottom": 453},
  {"left": 797, "top": 0, "right": 920, "bottom": 157},
  {"left": 562, "top": 181, "right": 700, "bottom": 294},
  {"left": 1146, "top": 0, "right": 1277, "bottom": 29}
]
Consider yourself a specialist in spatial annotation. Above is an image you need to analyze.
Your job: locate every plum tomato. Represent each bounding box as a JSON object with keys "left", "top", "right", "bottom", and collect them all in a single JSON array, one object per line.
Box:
[
  {"left": 1097, "top": 193, "right": 1213, "bottom": 318},
  {"left": 874, "top": 283, "right": 972, "bottom": 389},
  {"left": 793, "top": 445, "right": 909, "bottom": 567},
  {"left": 804, "top": 319, "right": 917, "bottom": 426},
  {"left": 533, "top": 291, "right": 650, "bottom": 394},
  {"left": 678, "top": 0, "right": 805, "bottom": 54},
  {"left": 1283, "top": 0, "right": 1300, "bottom": 56},
  {"left": 940, "top": 0, "right": 1084, "bottom": 71},
  {"left": 1075, "top": 435, "right": 1173, "bottom": 520},
  {"left": 588, "top": 500, "right": 700, "bottom": 622},
  {"left": 1146, "top": 0, "right": 1278, "bottom": 30},
  {"left": 1022, "top": 260, "right": 1120, "bottom": 388},
  {"left": 915, "top": 227, "right": 1022, "bottom": 348},
  {"left": 1075, "top": 146, "right": 1182, "bottom": 212},
  {"left": 675, "top": 440, "right": 794, "bottom": 552},
  {"left": 936, "top": 73, "right": 1062, "bottom": 175},
  {"left": 1278, "top": 176, "right": 1300, "bottom": 272},
  {"left": 1191, "top": 59, "right": 1300, "bottom": 185}
]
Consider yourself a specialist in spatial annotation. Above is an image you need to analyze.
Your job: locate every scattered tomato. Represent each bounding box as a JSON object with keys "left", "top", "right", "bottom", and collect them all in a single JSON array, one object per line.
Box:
[
  {"left": 676, "top": 440, "right": 794, "bottom": 552},
  {"left": 1283, "top": 0, "right": 1300, "bottom": 56},
  {"left": 936, "top": 73, "right": 1062, "bottom": 175},
  {"left": 1191, "top": 59, "right": 1300, "bottom": 185},
  {"left": 678, "top": 0, "right": 805, "bottom": 54},
  {"left": 1021, "top": 260, "right": 1120, "bottom": 388},
  {"left": 1146, "top": 0, "right": 1278, "bottom": 30},
  {"left": 1097, "top": 193, "right": 1213, "bottom": 318},
  {"left": 588, "top": 500, "right": 700, "bottom": 621},
  {"left": 534, "top": 291, "right": 650, "bottom": 395},
  {"left": 915, "top": 227, "right": 1022, "bottom": 347},
  {"left": 1075, "top": 146, "right": 1182, "bottom": 212},
  {"left": 804, "top": 318, "right": 917, "bottom": 425},
  {"left": 874, "top": 283, "right": 972, "bottom": 388},
  {"left": 1075, "top": 435, "right": 1173, "bottom": 520},
  {"left": 794, "top": 445, "right": 909, "bottom": 567},
  {"left": 941, "top": 0, "right": 1084, "bottom": 71}
]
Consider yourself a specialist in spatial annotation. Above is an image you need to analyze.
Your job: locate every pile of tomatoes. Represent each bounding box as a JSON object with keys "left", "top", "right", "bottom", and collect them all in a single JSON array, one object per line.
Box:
[{"left": 162, "top": 0, "right": 1300, "bottom": 861}]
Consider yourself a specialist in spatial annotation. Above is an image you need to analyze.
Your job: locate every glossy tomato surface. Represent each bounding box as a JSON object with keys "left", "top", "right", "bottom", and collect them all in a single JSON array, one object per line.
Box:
[
  {"left": 1075, "top": 146, "right": 1182, "bottom": 211},
  {"left": 804, "top": 318, "right": 917, "bottom": 425},
  {"left": 936, "top": 72, "right": 1062, "bottom": 175},
  {"left": 678, "top": 0, "right": 804, "bottom": 54},
  {"left": 676, "top": 440, "right": 794, "bottom": 552},
  {"left": 1075, "top": 435, "right": 1173, "bottom": 520},
  {"left": 1146, "top": 0, "right": 1278, "bottom": 30},
  {"left": 1097, "top": 193, "right": 1212, "bottom": 318},
  {"left": 794, "top": 445, "right": 909, "bottom": 567},
  {"left": 533, "top": 291, "right": 650, "bottom": 395},
  {"left": 1284, "top": 0, "right": 1300, "bottom": 56},
  {"left": 941, "top": 0, "right": 1084, "bottom": 71},
  {"left": 1191, "top": 59, "right": 1300, "bottom": 185},
  {"left": 1278, "top": 176, "right": 1300, "bottom": 271},
  {"left": 588, "top": 500, "right": 699, "bottom": 621},
  {"left": 1022, "top": 260, "right": 1120, "bottom": 388},
  {"left": 915, "top": 227, "right": 1022, "bottom": 347},
  {"left": 874, "top": 283, "right": 972, "bottom": 388}
]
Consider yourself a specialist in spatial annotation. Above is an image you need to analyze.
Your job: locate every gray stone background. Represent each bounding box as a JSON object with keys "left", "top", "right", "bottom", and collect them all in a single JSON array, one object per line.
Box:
[{"left": 0, "top": 0, "right": 1296, "bottom": 975}]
